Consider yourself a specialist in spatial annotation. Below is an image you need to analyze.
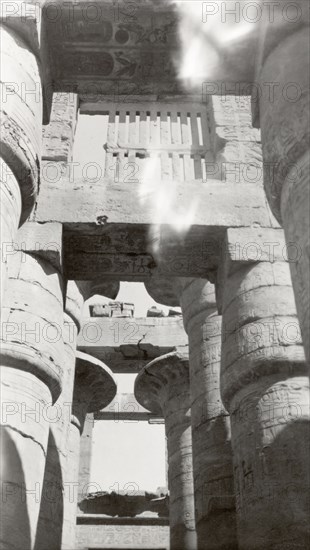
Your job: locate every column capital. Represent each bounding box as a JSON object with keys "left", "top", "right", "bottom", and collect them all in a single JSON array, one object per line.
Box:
[
  {"left": 179, "top": 280, "right": 217, "bottom": 333},
  {"left": 16, "top": 222, "right": 63, "bottom": 272},
  {"left": 254, "top": 25, "right": 309, "bottom": 222},
  {"left": 134, "top": 349, "right": 189, "bottom": 416},
  {"left": 144, "top": 277, "right": 182, "bottom": 308},
  {"left": 72, "top": 351, "right": 117, "bottom": 432},
  {"left": 216, "top": 226, "right": 286, "bottom": 313},
  {"left": 145, "top": 277, "right": 217, "bottom": 332}
]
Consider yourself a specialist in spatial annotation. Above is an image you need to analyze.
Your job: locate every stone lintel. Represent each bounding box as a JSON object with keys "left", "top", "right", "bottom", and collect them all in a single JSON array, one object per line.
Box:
[
  {"left": 134, "top": 349, "right": 189, "bottom": 415},
  {"left": 77, "top": 317, "right": 188, "bottom": 372},
  {"left": 33, "top": 179, "right": 275, "bottom": 280},
  {"left": 42, "top": 1, "right": 260, "bottom": 97},
  {"left": 43, "top": 1, "right": 308, "bottom": 100},
  {"left": 16, "top": 221, "right": 63, "bottom": 272},
  {"left": 216, "top": 226, "right": 287, "bottom": 313}
]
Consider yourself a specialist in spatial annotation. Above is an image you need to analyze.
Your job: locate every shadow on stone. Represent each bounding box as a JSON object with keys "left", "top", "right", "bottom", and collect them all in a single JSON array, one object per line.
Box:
[
  {"left": 0, "top": 427, "right": 32, "bottom": 550},
  {"left": 34, "top": 429, "right": 64, "bottom": 550}
]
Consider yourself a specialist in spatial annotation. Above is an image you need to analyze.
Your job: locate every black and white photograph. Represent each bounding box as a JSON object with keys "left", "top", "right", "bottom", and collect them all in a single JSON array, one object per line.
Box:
[{"left": 0, "top": 1, "right": 309, "bottom": 549}]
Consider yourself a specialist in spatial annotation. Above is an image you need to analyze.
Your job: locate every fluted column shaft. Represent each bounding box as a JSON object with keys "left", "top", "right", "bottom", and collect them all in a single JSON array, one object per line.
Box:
[
  {"left": 135, "top": 352, "right": 197, "bottom": 550},
  {"left": 256, "top": 24, "right": 310, "bottom": 361},
  {"left": 180, "top": 280, "right": 237, "bottom": 550},
  {"left": 219, "top": 258, "right": 309, "bottom": 550},
  {"left": 0, "top": 23, "right": 43, "bottom": 303},
  {"left": 0, "top": 229, "right": 64, "bottom": 550}
]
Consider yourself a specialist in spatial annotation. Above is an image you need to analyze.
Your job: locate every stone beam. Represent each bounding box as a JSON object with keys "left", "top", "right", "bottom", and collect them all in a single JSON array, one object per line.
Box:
[
  {"left": 33, "top": 179, "right": 276, "bottom": 280},
  {"left": 42, "top": 1, "right": 308, "bottom": 98},
  {"left": 77, "top": 316, "right": 188, "bottom": 372},
  {"left": 43, "top": 0, "right": 257, "bottom": 98},
  {"left": 44, "top": 0, "right": 182, "bottom": 97},
  {"left": 95, "top": 392, "right": 163, "bottom": 421}
]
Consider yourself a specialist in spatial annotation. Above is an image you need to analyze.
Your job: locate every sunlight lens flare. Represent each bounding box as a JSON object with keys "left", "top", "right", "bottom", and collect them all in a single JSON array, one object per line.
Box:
[
  {"left": 139, "top": 157, "right": 199, "bottom": 256},
  {"left": 171, "top": 0, "right": 261, "bottom": 86}
]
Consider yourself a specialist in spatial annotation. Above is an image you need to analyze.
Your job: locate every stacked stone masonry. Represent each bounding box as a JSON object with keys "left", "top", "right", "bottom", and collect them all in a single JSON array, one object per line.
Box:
[{"left": 0, "top": 2, "right": 309, "bottom": 549}]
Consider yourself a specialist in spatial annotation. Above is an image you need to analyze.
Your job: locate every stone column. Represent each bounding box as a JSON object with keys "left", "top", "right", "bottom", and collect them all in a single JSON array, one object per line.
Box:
[
  {"left": 254, "top": 18, "right": 310, "bottom": 361},
  {"left": 34, "top": 280, "right": 119, "bottom": 549},
  {"left": 33, "top": 280, "right": 89, "bottom": 549},
  {"left": 78, "top": 413, "right": 95, "bottom": 503},
  {"left": 135, "top": 351, "right": 197, "bottom": 550},
  {"left": 65, "top": 351, "right": 117, "bottom": 550},
  {"left": 145, "top": 278, "right": 237, "bottom": 550},
  {"left": 218, "top": 228, "right": 310, "bottom": 549},
  {"left": 0, "top": 223, "right": 64, "bottom": 550},
  {"left": 0, "top": 9, "right": 50, "bottom": 303},
  {"left": 180, "top": 280, "right": 237, "bottom": 550}
]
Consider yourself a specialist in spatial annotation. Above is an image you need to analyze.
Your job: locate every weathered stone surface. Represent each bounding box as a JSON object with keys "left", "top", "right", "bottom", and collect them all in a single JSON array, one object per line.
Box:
[
  {"left": 95, "top": 301, "right": 135, "bottom": 318},
  {"left": 281, "top": 151, "right": 310, "bottom": 363},
  {"left": 0, "top": 1, "right": 52, "bottom": 120},
  {"left": 0, "top": 24, "right": 42, "bottom": 221},
  {"left": 218, "top": 254, "right": 310, "bottom": 549},
  {"left": 35, "top": 279, "right": 86, "bottom": 550},
  {"left": 135, "top": 351, "right": 197, "bottom": 550},
  {"left": 208, "top": 96, "right": 263, "bottom": 185},
  {"left": 14, "top": 221, "right": 63, "bottom": 271},
  {"left": 78, "top": 316, "right": 188, "bottom": 372},
  {"left": 216, "top": 226, "right": 289, "bottom": 313},
  {"left": 32, "top": 177, "right": 277, "bottom": 279},
  {"left": 89, "top": 280, "right": 120, "bottom": 301},
  {"left": 147, "top": 306, "right": 165, "bottom": 317},
  {"left": 45, "top": 0, "right": 180, "bottom": 97},
  {"left": 78, "top": 413, "right": 94, "bottom": 503},
  {"left": 1, "top": 3, "right": 309, "bottom": 548},
  {"left": 180, "top": 280, "right": 237, "bottom": 550},
  {"left": 145, "top": 277, "right": 181, "bottom": 307},
  {"left": 0, "top": 159, "right": 21, "bottom": 305},
  {"left": 76, "top": 516, "right": 169, "bottom": 550},
  {"left": 0, "top": 226, "right": 64, "bottom": 550},
  {"left": 256, "top": 25, "right": 310, "bottom": 362},
  {"left": 258, "top": 31, "right": 309, "bottom": 219},
  {"left": 64, "top": 352, "right": 117, "bottom": 549},
  {"left": 79, "top": 489, "right": 168, "bottom": 517},
  {"left": 0, "top": 22, "right": 43, "bottom": 304},
  {"left": 42, "top": 93, "right": 78, "bottom": 162}
]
